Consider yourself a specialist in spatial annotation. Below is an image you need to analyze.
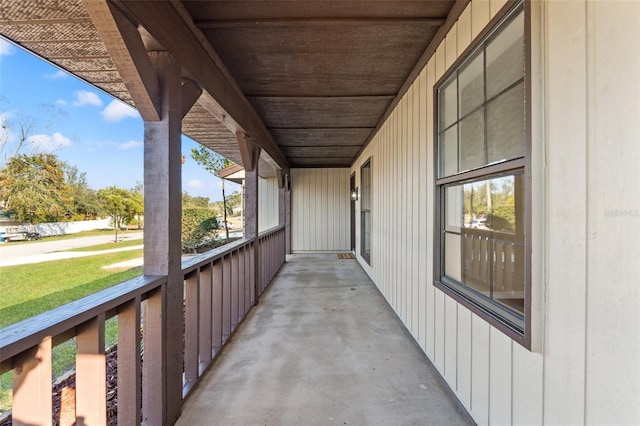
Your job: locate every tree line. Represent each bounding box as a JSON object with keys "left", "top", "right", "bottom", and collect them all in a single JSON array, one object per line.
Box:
[{"left": 0, "top": 152, "right": 143, "bottom": 226}]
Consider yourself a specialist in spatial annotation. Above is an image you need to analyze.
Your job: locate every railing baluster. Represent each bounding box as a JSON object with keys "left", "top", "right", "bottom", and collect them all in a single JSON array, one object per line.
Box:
[
  {"left": 143, "top": 286, "right": 165, "bottom": 425},
  {"left": 239, "top": 247, "right": 247, "bottom": 317},
  {"left": 76, "top": 314, "right": 107, "bottom": 425},
  {"left": 184, "top": 271, "right": 199, "bottom": 392},
  {"left": 118, "top": 297, "right": 142, "bottom": 426},
  {"left": 199, "top": 264, "right": 213, "bottom": 372},
  {"left": 231, "top": 250, "right": 239, "bottom": 329},
  {"left": 12, "top": 337, "right": 53, "bottom": 426},
  {"left": 222, "top": 255, "right": 231, "bottom": 341},
  {"left": 212, "top": 259, "right": 223, "bottom": 352}
]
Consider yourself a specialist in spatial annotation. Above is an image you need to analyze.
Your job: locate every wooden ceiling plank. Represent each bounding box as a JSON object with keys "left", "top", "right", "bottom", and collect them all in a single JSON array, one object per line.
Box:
[
  {"left": 196, "top": 17, "right": 445, "bottom": 29},
  {"left": 117, "top": 0, "right": 289, "bottom": 170},
  {"left": 83, "top": 0, "right": 161, "bottom": 121}
]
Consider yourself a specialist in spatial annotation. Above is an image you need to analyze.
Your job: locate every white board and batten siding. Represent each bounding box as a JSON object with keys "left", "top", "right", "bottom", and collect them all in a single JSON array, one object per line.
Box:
[
  {"left": 351, "top": 0, "right": 640, "bottom": 424},
  {"left": 291, "top": 168, "right": 350, "bottom": 252},
  {"left": 258, "top": 177, "right": 279, "bottom": 233}
]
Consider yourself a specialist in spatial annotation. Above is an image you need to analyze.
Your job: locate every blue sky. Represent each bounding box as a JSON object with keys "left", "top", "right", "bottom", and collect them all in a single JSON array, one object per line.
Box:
[{"left": 0, "top": 37, "right": 240, "bottom": 201}]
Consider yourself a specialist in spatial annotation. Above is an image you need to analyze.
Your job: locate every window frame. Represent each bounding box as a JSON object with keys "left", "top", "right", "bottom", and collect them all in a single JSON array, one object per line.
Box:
[
  {"left": 360, "top": 158, "right": 372, "bottom": 265},
  {"left": 433, "top": 0, "right": 532, "bottom": 349}
]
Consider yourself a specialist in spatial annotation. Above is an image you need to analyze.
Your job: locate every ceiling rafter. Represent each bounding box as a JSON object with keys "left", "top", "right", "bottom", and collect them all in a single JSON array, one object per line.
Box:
[{"left": 116, "top": 0, "right": 289, "bottom": 173}]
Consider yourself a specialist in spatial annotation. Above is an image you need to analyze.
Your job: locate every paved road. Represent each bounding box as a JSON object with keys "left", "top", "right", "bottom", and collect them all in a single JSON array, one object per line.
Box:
[{"left": 0, "top": 232, "right": 143, "bottom": 267}]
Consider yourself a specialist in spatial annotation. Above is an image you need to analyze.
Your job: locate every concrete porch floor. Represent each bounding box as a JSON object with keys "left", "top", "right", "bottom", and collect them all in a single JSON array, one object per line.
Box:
[{"left": 176, "top": 254, "right": 474, "bottom": 426}]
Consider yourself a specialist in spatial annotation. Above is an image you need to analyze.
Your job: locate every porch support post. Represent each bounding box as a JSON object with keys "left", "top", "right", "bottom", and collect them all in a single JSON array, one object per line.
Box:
[
  {"left": 278, "top": 170, "right": 291, "bottom": 255},
  {"left": 142, "top": 50, "right": 183, "bottom": 425},
  {"left": 285, "top": 173, "right": 291, "bottom": 254},
  {"left": 237, "top": 132, "right": 261, "bottom": 304}
]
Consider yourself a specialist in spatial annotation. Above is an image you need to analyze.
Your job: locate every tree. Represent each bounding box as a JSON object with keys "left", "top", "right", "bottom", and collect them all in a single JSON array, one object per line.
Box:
[
  {"left": 190, "top": 146, "right": 234, "bottom": 241},
  {"left": 1, "top": 102, "right": 68, "bottom": 163},
  {"left": 0, "top": 153, "right": 73, "bottom": 223},
  {"left": 97, "top": 186, "right": 143, "bottom": 242},
  {"left": 64, "top": 165, "right": 103, "bottom": 220},
  {"left": 182, "top": 191, "right": 210, "bottom": 208}
]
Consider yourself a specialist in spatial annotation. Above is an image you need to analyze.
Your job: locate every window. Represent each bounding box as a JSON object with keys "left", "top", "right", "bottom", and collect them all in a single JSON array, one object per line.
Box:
[
  {"left": 361, "top": 159, "right": 372, "bottom": 264},
  {"left": 435, "top": 2, "right": 531, "bottom": 347}
]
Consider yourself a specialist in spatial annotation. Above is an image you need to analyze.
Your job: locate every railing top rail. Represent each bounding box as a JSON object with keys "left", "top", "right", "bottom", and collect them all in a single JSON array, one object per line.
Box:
[
  {"left": 258, "top": 225, "right": 285, "bottom": 239},
  {"left": 0, "top": 275, "right": 165, "bottom": 362},
  {"left": 181, "top": 236, "right": 253, "bottom": 274}
]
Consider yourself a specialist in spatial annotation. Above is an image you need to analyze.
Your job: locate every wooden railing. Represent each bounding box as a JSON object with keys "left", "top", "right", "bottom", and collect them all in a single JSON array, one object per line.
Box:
[
  {"left": 461, "top": 227, "right": 525, "bottom": 295},
  {"left": 0, "top": 225, "right": 286, "bottom": 425}
]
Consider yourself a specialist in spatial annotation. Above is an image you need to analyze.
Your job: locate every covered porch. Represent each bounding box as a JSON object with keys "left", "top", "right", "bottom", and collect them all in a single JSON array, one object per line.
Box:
[{"left": 177, "top": 254, "right": 473, "bottom": 426}]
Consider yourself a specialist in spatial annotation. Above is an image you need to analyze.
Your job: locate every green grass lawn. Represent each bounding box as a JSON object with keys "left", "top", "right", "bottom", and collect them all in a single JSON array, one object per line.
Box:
[
  {"left": 3, "top": 228, "right": 141, "bottom": 246},
  {"left": 65, "top": 238, "right": 142, "bottom": 252},
  {"left": 0, "top": 249, "right": 143, "bottom": 328},
  {"left": 0, "top": 243, "right": 144, "bottom": 413}
]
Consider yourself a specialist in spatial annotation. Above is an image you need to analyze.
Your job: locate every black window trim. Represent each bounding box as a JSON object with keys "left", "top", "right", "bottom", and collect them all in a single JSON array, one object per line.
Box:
[{"left": 433, "top": 0, "right": 533, "bottom": 349}]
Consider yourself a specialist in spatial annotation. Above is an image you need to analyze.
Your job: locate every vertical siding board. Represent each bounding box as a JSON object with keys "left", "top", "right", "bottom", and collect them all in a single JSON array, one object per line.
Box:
[
  {"left": 489, "top": 328, "right": 512, "bottom": 425},
  {"left": 434, "top": 288, "right": 445, "bottom": 373},
  {"left": 471, "top": 314, "right": 490, "bottom": 426},
  {"left": 411, "top": 83, "right": 420, "bottom": 339},
  {"left": 402, "top": 95, "right": 409, "bottom": 324},
  {"left": 544, "top": 1, "right": 588, "bottom": 424},
  {"left": 445, "top": 23, "right": 458, "bottom": 69},
  {"left": 457, "top": 6, "right": 472, "bottom": 54},
  {"left": 471, "top": 0, "right": 491, "bottom": 40},
  {"left": 585, "top": 2, "right": 640, "bottom": 423},
  {"left": 309, "top": 169, "right": 317, "bottom": 251},
  {"left": 322, "top": 169, "right": 329, "bottom": 251},
  {"left": 425, "top": 58, "right": 436, "bottom": 361},
  {"left": 328, "top": 169, "right": 335, "bottom": 250},
  {"left": 512, "top": 344, "right": 543, "bottom": 425},
  {"left": 490, "top": 0, "right": 508, "bottom": 18},
  {"left": 457, "top": 308, "right": 472, "bottom": 410},
  {"left": 418, "top": 68, "right": 428, "bottom": 352},
  {"left": 444, "top": 296, "right": 458, "bottom": 388},
  {"left": 401, "top": 93, "right": 408, "bottom": 327}
]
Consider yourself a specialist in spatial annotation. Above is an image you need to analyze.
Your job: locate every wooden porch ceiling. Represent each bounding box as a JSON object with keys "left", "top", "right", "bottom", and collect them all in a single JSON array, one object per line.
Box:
[{"left": 0, "top": 0, "right": 459, "bottom": 174}]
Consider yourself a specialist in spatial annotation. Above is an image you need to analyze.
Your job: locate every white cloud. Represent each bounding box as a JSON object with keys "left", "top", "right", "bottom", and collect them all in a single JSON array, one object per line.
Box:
[
  {"left": 188, "top": 179, "right": 205, "bottom": 189},
  {"left": 73, "top": 90, "right": 102, "bottom": 107},
  {"left": 118, "top": 140, "right": 143, "bottom": 150},
  {"left": 0, "top": 39, "right": 14, "bottom": 58},
  {"left": 27, "top": 132, "right": 72, "bottom": 153},
  {"left": 56, "top": 99, "right": 67, "bottom": 106},
  {"left": 102, "top": 100, "right": 140, "bottom": 122},
  {"left": 46, "top": 70, "right": 67, "bottom": 80}
]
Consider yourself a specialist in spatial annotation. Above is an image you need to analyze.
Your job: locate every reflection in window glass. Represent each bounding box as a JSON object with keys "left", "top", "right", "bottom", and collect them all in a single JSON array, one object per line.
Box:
[{"left": 443, "top": 173, "right": 525, "bottom": 315}]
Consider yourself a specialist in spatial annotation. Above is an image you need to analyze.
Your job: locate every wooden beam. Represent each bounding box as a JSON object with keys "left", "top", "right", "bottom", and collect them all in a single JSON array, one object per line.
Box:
[
  {"left": 237, "top": 132, "right": 261, "bottom": 173},
  {"left": 118, "top": 0, "right": 289, "bottom": 170},
  {"left": 196, "top": 17, "right": 446, "bottom": 29},
  {"left": 83, "top": 0, "right": 161, "bottom": 121},
  {"left": 181, "top": 78, "right": 202, "bottom": 118}
]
